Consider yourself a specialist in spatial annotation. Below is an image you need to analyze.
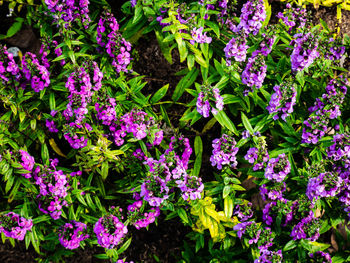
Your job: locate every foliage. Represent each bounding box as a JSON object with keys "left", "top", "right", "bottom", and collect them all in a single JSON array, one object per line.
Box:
[{"left": 0, "top": 0, "right": 350, "bottom": 262}]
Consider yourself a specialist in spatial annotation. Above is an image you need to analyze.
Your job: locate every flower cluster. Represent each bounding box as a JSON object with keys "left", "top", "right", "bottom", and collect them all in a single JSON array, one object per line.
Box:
[
  {"left": 111, "top": 109, "right": 163, "bottom": 147},
  {"left": 0, "top": 45, "right": 21, "bottom": 85},
  {"left": 18, "top": 149, "right": 35, "bottom": 179},
  {"left": 306, "top": 172, "right": 342, "bottom": 201},
  {"left": 309, "top": 251, "right": 332, "bottom": 263},
  {"left": 266, "top": 81, "right": 297, "bottom": 121},
  {"left": 33, "top": 159, "right": 77, "bottom": 220},
  {"left": 127, "top": 200, "right": 160, "bottom": 229},
  {"left": 196, "top": 85, "right": 224, "bottom": 118},
  {"left": 94, "top": 214, "right": 128, "bottom": 249},
  {"left": 233, "top": 221, "right": 275, "bottom": 250},
  {"left": 245, "top": 137, "right": 269, "bottom": 171},
  {"left": 324, "top": 38, "right": 346, "bottom": 61},
  {"left": 290, "top": 212, "right": 320, "bottom": 241},
  {"left": 264, "top": 153, "right": 291, "bottom": 182},
  {"left": 45, "top": 0, "right": 90, "bottom": 29},
  {"left": 21, "top": 52, "right": 50, "bottom": 92},
  {"left": 224, "top": 33, "right": 249, "bottom": 64},
  {"left": 327, "top": 133, "right": 350, "bottom": 167},
  {"left": 97, "top": 10, "right": 132, "bottom": 74},
  {"left": 0, "top": 212, "right": 33, "bottom": 241},
  {"left": 236, "top": 0, "right": 266, "bottom": 36},
  {"left": 241, "top": 53, "right": 267, "bottom": 93},
  {"left": 302, "top": 77, "right": 347, "bottom": 144},
  {"left": 233, "top": 201, "right": 253, "bottom": 222},
  {"left": 254, "top": 249, "right": 283, "bottom": 263},
  {"left": 59, "top": 62, "right": 103, "bottom": 148},
  {"left": 210, "top": 134, "right": 239, "bottom": 170},
  {"left": 290, "top": 32, "right": 319, "bottom": 72},
  {"left": 58, "top": 221, "right": 89, "bottom": 249},
  {"left": 190, "top": 27, "right": 212, "bottom": 45},
  {"left": 276, "top": 4, "right": 308, "bottom": 33}
]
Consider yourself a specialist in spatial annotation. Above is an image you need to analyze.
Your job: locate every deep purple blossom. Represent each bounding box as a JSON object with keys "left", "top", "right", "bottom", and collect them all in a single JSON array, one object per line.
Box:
[
  {"left": 58, "top": 221, "right": 89, "bottom": 249},
  {"left": 0, "top": 212, "right": 32, "bottom": 241},
  {"left": 196, "top": 86, "right": 224, "bottom": 118},
  {"left": 94, "top": 214, "right": 128, "bottom": 249},
  {"left": 242, "top": 53, "right": 267, "bottom": 93},
  {"left": 236, "top": 0, "right": 266, "bottom": 36},
  {"left": 210, "top": 134, "right": 239, "bottom": 170},
  {"left": 264, "top": 154, "right": 290, "bottom": 182},
  {"left": 224, "top": 34, "right": 249, "bottom": 64}
]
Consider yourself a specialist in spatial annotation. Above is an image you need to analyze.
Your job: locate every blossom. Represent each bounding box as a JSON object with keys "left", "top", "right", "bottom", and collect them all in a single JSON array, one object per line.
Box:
[
  {"left": 58, "top": 221, "right": 89, "bottom": 249},
  {"left": 190, "top": 27, "right": 212, "bottom": 44},
  {"left": 94, "top": 214, "right": 128, "bottom": 249},
  {"left": 266, "top": 81, "right": 297, "bottom": 121},
  {"left": 237, "top": 0, "right": 266, "bottom": 36},
  {"left": 0, "top": 212, "right": 33, "bottom": 241},
  {"left": 224, "top": 34, "right": 249, "bottom": 64},
  {"left": 210, "top": 134, "right": 239, "bottom": 170},
  {"left": 196, "top": 85, "right": 224, "bottom": 118},
  {"left": 264, "top": 153, "right": 290, "bottom": 182},
  {"left": 242, "top": 53, "right": 267, "bottom": 93}
]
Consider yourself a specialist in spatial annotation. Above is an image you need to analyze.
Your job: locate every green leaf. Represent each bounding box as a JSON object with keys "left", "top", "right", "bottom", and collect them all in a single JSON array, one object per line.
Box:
[
  {"left": 241, "top": 112, "right": 254, "bottom": 134},
  {"left": 41, "top": 143, "right": 49, "bottom": 165},
  {"left": 214, "top": 111, "right": 238, "bottom": 135},
  {"left": 6, "top": 21, "right": 23, "bottom": 38},
  {"left": 101, "top": 162, "right": 109, "bottom": 180},
  {"left": 283, "top": 240, "right": 297, "bottom": 251},
  {"left": 150, "top": 84, "right": 169, "bottom": 103},
  {"left": 177, "top": 208, "right": 189, "bottom": 224},
  {"left": 49, "top": 93, "right": 56, "bottom": 111},
  {"left": 172, "top": 68, "right": 198, "bottom": 102},
  {"left": 194, "top": 136, "right": 203, "bottom": 156},
  {"left": 223, "top": 186, "right": 231, "bottom": 199}
]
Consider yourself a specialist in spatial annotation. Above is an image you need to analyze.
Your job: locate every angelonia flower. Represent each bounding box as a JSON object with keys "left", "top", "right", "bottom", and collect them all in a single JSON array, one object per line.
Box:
[
  {"left": 110, "top": 109, "right": 163, "bottom": 147},
  {"left": 264, "top": 153, "right": 291, "bottom": 182},
  {"left": 324, "top": 38, "right": 346, "bottom": 61},
  {"left": 130, "top": 0, "right": 137, "bottom": 7},
  {"left": 196, "top": 85, "right": 224, "bottom": 118},
  {"left": 245, "top": 147, "right": 258, "bottom": 164},
  {"left": 97, "top": 10, "right": 132, "bottom": 74},
  {"left": 117, "top": 259, "right": 134, "bottom": 263},
  {"left": 276, "top": 4, "right": 308, "bottom": 32},
  {"left": 260, "top": 182, "right": 286, "bottom": 202},
  {"left": 60, "top": 61, "right": 103, "bottom": 148},
  {"left": 242, "top": 53, "right": 267, "bottom": 94},
  {"left": 327, "top": 133, "right": 350, "bottom": 168},
  {"left": 290, "top": 211, "right": 320, "bottom": 241},
  {"left": 0, "top": 212, "right": 33, "bottom": 241},
  {"left": 45, "top": 0, "right": 91, "bottom": 29},
  {"left": 32, "top": 158, "right": 79, "bottom": 220},
  {"left": 0, "top": 45, "right": 21, "bottom": 84},
  {"left": 233, "top": 201, "right": 253, "bottom": 222},
  {"left": 290, "top": 32, "right": 319, "bottom": 72},
  {"left": 95, "top": 96, "right": 117, "bottom": 126},
  {"left": 234, "top": 221, "right": 275, "bottom": 250},
  {"left": 254, "top": 249, "right": 283, "bottom": 263},
  {"left": 224, "top": 33, "right": 249, "bottom": 64},
  {"left": 302, "top": 77, "right": 347, "bottom": 144},
  {"left": 94, "top": 213, "right": 128, "bottom": 249},
  {"left": 21, "top": 52, "right": 50, "bottom": 92},
  {"left": 210, "top": 134, "right": 239, "bottom": 170},
  {"left": 190, "top": 27, "right": 212, "bottom": 45},
  {"left": 140, "top": 173, "right": 170, "bottom": 207},
  {"left": 306, "top": 172, "right": 342, "bottom": 201},
  {"left": 58, "top": 221, "right": 89, "bottom": 249},
  {"left": 266, "top": 81, "right": 297, "bottom": 121},
  {"left": 127, "top": 200, "right": 160, "bottom": 229},
  {"left": 309, "top": 251, "right": 332, "bottom": 263},
  {"left": 18, "top": 149, "right": 35, "bottom": 179},
  {"left": 236, "top": 0, "right": 266, "bottom": 36}
]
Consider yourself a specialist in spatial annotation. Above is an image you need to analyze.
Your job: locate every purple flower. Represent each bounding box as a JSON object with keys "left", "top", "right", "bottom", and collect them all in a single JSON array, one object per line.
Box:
[
  {"left": 309, "top": 251, "right": 332, "bottom": 263},
  {"left": 190, "top": 27, "right": 212, "bottom": 45},
  {"left": 254, "top": 249, "right": 283, "bottom": 263},
  {"left": 210, "top": 134, "right": 239, "bottom": 170},
  {"left": 58, "top": 221, "right": 89, "bottom": 249},
  {"left": 236, "top": 0, "right": 266, "bottom": 36},
  {"left": 0, "top": 212, "right": 33, "bottom": 241},
  {"left": 290, "top": 32, "right": 319, "bottom": 72},
  {"left": 224, "top": 34, "right": 249, "bottom": 64},
  {"left": 266, "top": 81, "right": 297, "bottom": 121},
  {"left": 245, "top": 147, "right": 258, "bottom": 164},
  {"left": 94, "top": 214, "right": 128, "bottom": 249},
  {"left": 196, "top": 86, "right": 224, "bottom": 118},
  {"left": 242, "top": 53, "right": 267, "bottom": 93},
  {"left": 264, "top": 153, "right": 290, "bottom": 182},
  {"left": 130, "top": 0, "right": 137, "bottom": 7}
]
